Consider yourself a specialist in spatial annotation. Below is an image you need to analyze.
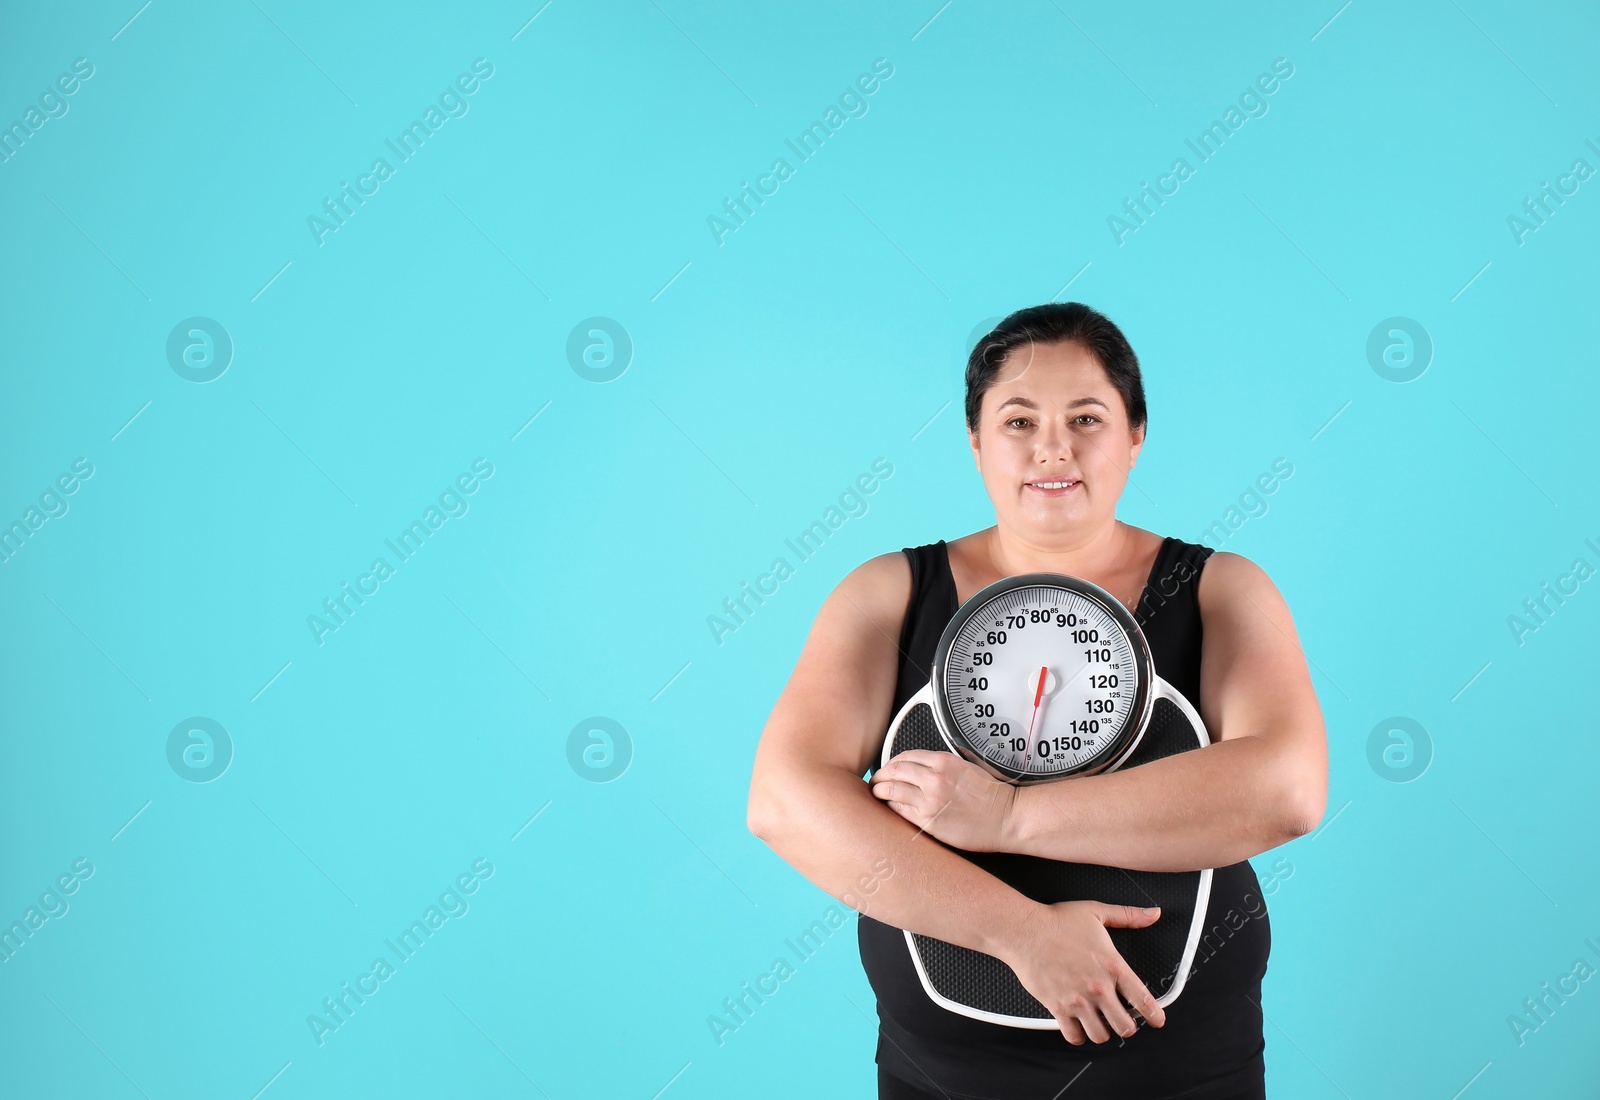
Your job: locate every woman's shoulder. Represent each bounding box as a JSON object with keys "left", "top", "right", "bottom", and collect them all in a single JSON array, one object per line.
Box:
[
  {"left": 1143, "top": 529, "right": 1252, "bottom": 569},
  {"left": 830, "top": 534, "right": 962, "bottom": 629},
  {"left": 828, "top": 548, "right": 914, "bottom": 622},
  {"left": 1193, "top": 546, "right": 1290, "bottom": 620}
]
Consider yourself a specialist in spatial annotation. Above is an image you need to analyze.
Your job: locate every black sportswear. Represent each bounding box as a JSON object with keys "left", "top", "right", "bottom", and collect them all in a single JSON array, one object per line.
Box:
[{"left": 860, "top": 537, "right": 1271, "bottom": 1100}]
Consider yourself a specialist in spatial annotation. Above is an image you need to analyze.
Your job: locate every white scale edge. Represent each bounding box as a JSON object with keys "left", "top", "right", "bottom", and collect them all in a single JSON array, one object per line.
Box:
[{"left": 876, "top": 678, "right": 1216, "bottom": 1028}]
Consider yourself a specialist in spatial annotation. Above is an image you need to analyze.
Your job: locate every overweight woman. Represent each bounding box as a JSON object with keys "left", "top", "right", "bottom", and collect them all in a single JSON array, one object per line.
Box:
[{"left": 746, "top": 302, "right": 1328, "bottom": 1100}]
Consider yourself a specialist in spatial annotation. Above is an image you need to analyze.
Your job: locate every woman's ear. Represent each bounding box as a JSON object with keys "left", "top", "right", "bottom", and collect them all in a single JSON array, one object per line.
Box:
[
  {"left": 968, "top": 427, "right": 982, "bottom": 470},
  {"left": 1128, "top": 422, "right": 1146, "bottom": 468}
]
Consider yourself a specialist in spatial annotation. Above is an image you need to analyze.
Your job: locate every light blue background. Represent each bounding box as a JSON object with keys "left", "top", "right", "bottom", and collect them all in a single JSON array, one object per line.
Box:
[{"left": 3, "top": 1, "right": 1598, "bottom": 1097}]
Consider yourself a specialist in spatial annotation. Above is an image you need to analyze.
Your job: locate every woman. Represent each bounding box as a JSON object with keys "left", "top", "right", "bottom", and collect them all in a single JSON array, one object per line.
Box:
[{"left": 746, "top": 302, "right": 1327, "bottom": 1099}]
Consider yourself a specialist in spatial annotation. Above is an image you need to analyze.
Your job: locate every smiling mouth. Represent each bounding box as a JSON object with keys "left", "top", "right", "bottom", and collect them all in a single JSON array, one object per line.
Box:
[{"left": 1026, "top": 479, "right": 1081, "bottom": 493}]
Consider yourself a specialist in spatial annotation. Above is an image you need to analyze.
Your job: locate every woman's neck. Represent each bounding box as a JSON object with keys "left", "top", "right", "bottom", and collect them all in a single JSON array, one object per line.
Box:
[{"left": 980, "top": 520, "right": 1133, "bottom": 579}]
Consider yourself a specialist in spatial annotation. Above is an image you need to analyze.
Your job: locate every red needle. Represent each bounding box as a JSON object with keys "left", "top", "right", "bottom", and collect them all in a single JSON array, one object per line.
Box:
[{"left": 1021, "top": 666, "right": 1048, "bottom": 772}]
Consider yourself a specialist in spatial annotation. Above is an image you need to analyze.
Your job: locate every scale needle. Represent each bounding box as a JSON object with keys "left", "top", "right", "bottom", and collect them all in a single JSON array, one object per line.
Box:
[{"left": 1020, "top": 665, "right": 1048, "bottom": 773}]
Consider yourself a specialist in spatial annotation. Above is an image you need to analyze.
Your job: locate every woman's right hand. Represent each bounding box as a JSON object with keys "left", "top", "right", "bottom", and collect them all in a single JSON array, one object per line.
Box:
[{"left": 998, "top": 900, "right": 1168, "bottom": 1045}]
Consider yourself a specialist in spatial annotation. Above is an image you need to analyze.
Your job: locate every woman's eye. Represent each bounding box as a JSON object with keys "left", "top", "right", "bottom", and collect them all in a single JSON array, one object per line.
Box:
[
  {"left": 1075, "top": 415, "right": 1100, "bottom": 426},
  {"left": 1007, "top": 417, "right": 1030, "bottom": 429}
]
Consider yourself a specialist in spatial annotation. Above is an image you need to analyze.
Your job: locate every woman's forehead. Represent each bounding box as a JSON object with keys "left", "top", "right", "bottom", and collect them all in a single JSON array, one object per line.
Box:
[{"left": 988, "top": 342, "right": 1112, "bottom": 395}]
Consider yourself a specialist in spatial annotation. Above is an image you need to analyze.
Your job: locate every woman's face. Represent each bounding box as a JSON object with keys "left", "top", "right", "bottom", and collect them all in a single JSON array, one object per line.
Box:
[{"left": 968, "top": 340, "right": 1145, "bottom": 540}]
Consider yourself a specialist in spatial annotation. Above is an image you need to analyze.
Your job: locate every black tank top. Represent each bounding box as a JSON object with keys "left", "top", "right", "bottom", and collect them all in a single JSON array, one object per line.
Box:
[{"left": 859, "top": 537, "right": 1271, "bottom": 1100}]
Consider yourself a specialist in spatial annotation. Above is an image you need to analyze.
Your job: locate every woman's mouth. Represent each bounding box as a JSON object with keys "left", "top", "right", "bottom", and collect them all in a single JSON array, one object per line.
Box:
[{"left": 1025, "top": 478, "right": 1081, "bottom": 497}]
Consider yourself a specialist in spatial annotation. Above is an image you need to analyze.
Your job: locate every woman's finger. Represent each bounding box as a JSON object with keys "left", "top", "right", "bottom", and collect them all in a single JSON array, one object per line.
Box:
[
  {"left": 869, "top": 779, "right": 923, "bottom": 803},
  {"left": 1057, "top": 1017, "right": 1087, "bottom": 1046},
  {"left": 1117, "top": 968, "right": 1165, "bottom": 1029},
  {"left": 1076, "top": 1008, "right": 1112, "bottom": 1044},
  {"left": 883, "top": 751, "right": 941, "bottom": 772},
  {"left": 1096, "top": 990, "right": 1139, "bottom": 1039}
]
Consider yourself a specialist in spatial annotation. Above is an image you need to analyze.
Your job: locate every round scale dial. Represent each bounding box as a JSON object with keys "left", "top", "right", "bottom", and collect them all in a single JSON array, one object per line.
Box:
[{"left": 931, "top": 573, "right": 1154, "bottom": 783}]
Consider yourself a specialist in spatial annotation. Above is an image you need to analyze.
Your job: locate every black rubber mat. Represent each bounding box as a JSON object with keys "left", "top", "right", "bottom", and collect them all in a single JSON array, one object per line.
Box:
[{"left": 887, "top": 696, "right": 1205, "bottom": 1022}]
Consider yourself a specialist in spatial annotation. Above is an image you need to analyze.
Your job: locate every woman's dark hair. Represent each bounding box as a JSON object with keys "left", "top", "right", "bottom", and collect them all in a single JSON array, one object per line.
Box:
[{"left": 965, "top": 302, "right": 1146, "bottom": 434}]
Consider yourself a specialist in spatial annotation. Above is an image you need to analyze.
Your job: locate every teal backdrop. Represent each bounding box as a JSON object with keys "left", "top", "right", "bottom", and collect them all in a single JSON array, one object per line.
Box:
[{"left": 3, "top": 1, "right": 1598, "bottom": 1097}]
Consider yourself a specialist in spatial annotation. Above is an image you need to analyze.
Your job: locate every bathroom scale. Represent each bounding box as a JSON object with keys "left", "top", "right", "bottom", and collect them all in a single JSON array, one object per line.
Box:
[{"left": 879, "top": 571, "right": 1214, "bottom": 1028}]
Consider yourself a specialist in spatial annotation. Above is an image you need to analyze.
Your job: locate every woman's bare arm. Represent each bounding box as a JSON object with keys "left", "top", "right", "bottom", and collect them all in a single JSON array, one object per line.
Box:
[
  {"left": 750, "top": 552, "right": 1220, "bottom": 1041},
  {"left": 746, "top": 552, "right": 1040, "bottom": 957},
  {"left": 870, "top": 552, "right": 1329, "bottom": 871},
  {"left": 1004, "top": 552, "right": 1328, "bottom": 868}
]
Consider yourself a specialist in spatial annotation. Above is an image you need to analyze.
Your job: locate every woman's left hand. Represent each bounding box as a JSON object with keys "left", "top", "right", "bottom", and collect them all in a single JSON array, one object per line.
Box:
[{"left": 870, "top": 750, "right": 1018, "bottom": 852}]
